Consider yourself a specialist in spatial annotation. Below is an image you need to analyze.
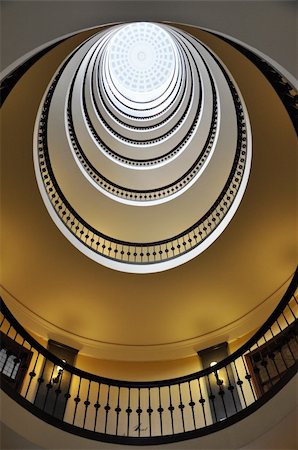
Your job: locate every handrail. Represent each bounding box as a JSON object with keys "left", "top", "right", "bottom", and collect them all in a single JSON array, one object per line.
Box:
[
  {"left": 208, "top": 30, "right": 298, "bottom": 135},
  {"left": 1, "top": 268, "right": 297, "bottom": 445}
]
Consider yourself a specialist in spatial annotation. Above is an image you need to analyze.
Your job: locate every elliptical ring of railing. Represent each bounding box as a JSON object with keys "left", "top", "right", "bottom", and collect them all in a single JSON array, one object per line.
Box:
[
  {"left": 0, "top": 267, "right": 297, "bottom": 445},
  {"left": 36, "top": 41, "right": 248, "bottom": 265}
]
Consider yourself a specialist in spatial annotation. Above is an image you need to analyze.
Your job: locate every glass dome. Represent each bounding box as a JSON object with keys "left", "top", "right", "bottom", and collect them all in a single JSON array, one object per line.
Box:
[{"left": 107, "top": 22, "right": 177, "bottom": 103}]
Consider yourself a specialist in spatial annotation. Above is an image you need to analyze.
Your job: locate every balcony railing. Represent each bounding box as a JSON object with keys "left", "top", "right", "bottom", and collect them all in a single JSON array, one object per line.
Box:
[
  {"left": 0, "top": 268, "right": 297, "bottom": 445},
  {"left": 209, "top": 30, "right": 298, "bottom": 134}
]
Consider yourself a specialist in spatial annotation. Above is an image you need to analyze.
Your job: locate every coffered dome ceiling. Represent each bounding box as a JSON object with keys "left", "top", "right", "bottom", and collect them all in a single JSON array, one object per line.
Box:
[{"left": 1, "top": 22, "right": 296, "bottom": 360}]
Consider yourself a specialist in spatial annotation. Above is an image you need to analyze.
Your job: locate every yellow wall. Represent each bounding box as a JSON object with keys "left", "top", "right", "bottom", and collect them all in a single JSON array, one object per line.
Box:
[{"left": 76, "top": 353, "right": 201, "bottom": 381}]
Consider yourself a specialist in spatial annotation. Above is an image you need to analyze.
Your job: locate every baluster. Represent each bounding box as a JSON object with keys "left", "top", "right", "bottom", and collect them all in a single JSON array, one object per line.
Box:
[
  {"left": 168, "top": 386, "right": 175, "bottom": 434},
  {"left": 241, "top": 354, "right": 257, "bottom": 401},
  {"left": 61, "top": 370, "right": 73, "bottom": 422},
  {"left": 6, "top": 323, "right": 12, "bottom": 336},
  {"left": 120, "top": 245, "right": 124, "bottom": 261},
  {"left": 157, "top": 387, "right": 164, "bottom": 436},
  {"left": 170, "top": 241, "right": 175, "bottom": 257},
  {"left": 197, "top": 377, "right": 207, "bottom": 426},
  {"left": 232, "top": 360, "right": 247, "bottom": 407},
  {"left": 164, "top": 244, "right": 169, "bottom": 260},
  {"left": 147, "top": 388, "right": 153, "bottom": 437},
  {"left": 72, "top": 377, "right": 82, "bottom": 425},
  {"left": 83, "top": 379, "right": 91, "bottom": 429},
  {"left": 42, "top": 362, "right": 55, "bottom": 411},
  {"left": 126, "top": 387, "right": 132, "bottom": 437},
  {"left": 104, "top": 385, "right": 111, "bottom": 434},
  {"left": 178, "top": 383, "right": 185, "bottom": 432},
  {"left": 12, "top": 330, "right": 18, "bottom": 341},
  {"left": 25, "top": 351, "right": 40, "bottom": 399},
  {"left": 188, "top": 380, "right": 196, "bottom": 430},
  {"left": 281, "top": 310, "right": 291, "bottom": 327},
  {"left": 224, "top": 365, "right": 238, "bottom": 413},
  {"left": 136, "top": 388, "right": 142, "bottom": 437},
  {"left": 216, "top": 369, "right": 228, "bottom": 419},
  {"left": 287, "top": 301, "right": 297, "bottom": 321},
  {"left": 115, "top": 387, "right": 121, "bottom": 436},
  {"left": 93, "top": 382, "right": 101, "bottom": 432},
  {"left": 206, "top": 374, "right": 218, "bottom": 422},
  {"left": 52, "top": 366, "right": 64, "bottom": 416}
]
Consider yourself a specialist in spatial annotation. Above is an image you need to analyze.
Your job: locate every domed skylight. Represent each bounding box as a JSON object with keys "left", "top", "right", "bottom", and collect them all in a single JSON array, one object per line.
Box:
[{"left": 107, "top": 22, "right": 177, "bottom": 102}]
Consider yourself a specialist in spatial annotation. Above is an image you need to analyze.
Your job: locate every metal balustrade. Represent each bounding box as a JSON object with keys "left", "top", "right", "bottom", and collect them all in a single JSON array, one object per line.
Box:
[
  {"left": 0, "top": 268, "right": 297, "bottom": 445},
  {"left": 209, "top": 30, "right": 298, "bottom": 134},
  {"left": 35, "top": 32, "right": 249, "bottom": 265}
]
